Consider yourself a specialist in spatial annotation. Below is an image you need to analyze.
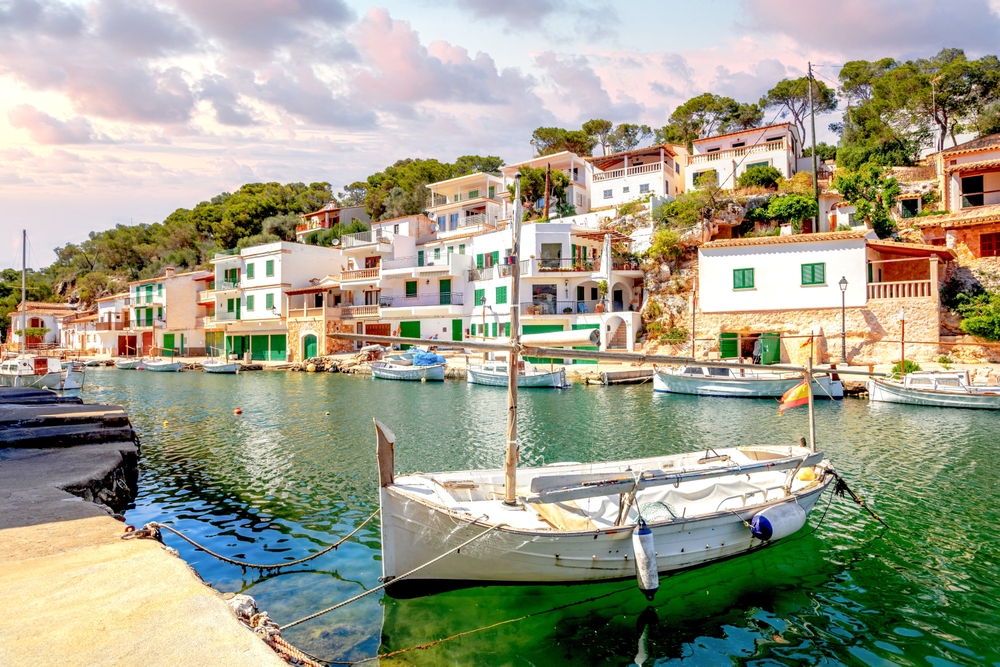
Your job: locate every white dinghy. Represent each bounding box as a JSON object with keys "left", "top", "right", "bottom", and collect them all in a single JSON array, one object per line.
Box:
[
  {"left": 202, "top": 359, "right": 241, "bottom": 374},
  {"left": 654, "top": 364, "right": 843, "bottom": 398},
  {"left": 365, "top": 174, "right": 841, "bottom": 597},
  {"left": 115, "top": 358, "right": 143, "bottom": 370},
  {"left": 141, "top": 358, "right": 185, "bottom": 372},
  {"left": 467, "top": 361, "right": 567, "bottom": 388},
  {"left": 868, "top": 370, "right": 1000, "bottom": 409}
]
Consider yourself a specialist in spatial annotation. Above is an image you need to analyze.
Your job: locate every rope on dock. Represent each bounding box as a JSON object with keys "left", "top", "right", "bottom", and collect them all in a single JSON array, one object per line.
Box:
[
  {"left": 124, "top": 509, "right": 380, "bottom": 571},
  {"left": 278, "top": 522, "right": 505, "bottom": 631}
]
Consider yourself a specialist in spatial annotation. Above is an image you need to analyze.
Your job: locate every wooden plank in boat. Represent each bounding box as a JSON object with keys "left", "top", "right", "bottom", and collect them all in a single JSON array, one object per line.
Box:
[{"left": 528, "top": 500, "right": 597, "bottom": 531}]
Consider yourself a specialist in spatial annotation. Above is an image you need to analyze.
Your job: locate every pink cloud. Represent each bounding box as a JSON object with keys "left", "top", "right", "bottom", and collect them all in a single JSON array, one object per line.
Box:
[{"left": 7, "top": 104, "right": 103, "bottom": 144}]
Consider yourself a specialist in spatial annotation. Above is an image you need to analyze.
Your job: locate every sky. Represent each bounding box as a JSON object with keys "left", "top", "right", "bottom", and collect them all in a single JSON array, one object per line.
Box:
[{"left": 2, "top": 0, "right": 1000, "bottom": 270}]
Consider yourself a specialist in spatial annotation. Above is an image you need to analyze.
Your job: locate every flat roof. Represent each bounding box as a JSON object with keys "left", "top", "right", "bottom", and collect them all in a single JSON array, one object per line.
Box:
[
  {"left": 426, "top": 172, "right": 503, "bottom": 188},
  {"left": 693, "top": 123, "right": 795, "bottom": 145}
]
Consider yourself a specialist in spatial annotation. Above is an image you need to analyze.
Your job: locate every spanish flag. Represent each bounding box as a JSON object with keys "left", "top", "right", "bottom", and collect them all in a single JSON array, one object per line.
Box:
[{"left": 778, "top": 380, "right": 810, "bottom": 415}]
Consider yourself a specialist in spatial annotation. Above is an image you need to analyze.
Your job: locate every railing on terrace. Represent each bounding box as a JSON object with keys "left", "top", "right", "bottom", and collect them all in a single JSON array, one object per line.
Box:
[
  {"left": 210, "top": 311, "right": 240, "bottom": 322},
  {"left": 95, "top": 321, "right": 125, "bottom": 331},
  {"left": 961, "top": 190, "right": 1000, "bottom": 209},
  {"left": 341, "top": 230, "right": 394, "bottom": 248},
  {"left": 196, "top": 290, "right": 213, "bottom": 302},
  {"left": 380, "top": 292, "right": 465, "bottom": 307},
  {"left": 593, "top": 162, "right": 664, "bottom": 182},
  {"left": 469, "top": 264, "right": 515, "bottom": 281},
  {"left": 382, "top": 254, "right": 459, "bottom": 270},
  {"left": 211, "top": 281, "right": 239, "bottom": 291},
  {"left": 332, "top": 305, "right": 379, "bottom": 319},
  {"left": 521, "top": 258, "right": 643, "bottom": 274},
  {"left": 689, "top": 138, "right": 787, "bottom": 165},
  {"left": 428, "top": 189, "right": 500, "bottom": 208},
  {"left": 213, "top": 248, "right": 240, "bottom": 259},
  {"left": 520, "top": 300, "right": 633, "bottom": 315},
  {"left": 867, "top": 280, "right": 934, "bottom": 300},
  {"left": 340, "top": 267, "right": 380, "bottom": 281}
]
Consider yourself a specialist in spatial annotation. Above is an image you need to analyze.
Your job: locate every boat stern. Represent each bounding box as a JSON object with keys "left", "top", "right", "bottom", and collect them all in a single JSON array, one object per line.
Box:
[{"left": 374, "top": 418, "right": 398, "bottom": 581}]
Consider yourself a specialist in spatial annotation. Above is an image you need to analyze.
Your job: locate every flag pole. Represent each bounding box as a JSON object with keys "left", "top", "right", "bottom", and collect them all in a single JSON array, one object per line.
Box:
[{"left": 806, "top": 356, "right": 816, "bottom": 453}]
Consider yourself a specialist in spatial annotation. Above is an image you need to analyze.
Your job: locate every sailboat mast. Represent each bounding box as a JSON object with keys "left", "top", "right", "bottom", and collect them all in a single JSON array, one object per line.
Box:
[
  {"left": 503, "top": 173, "right": 523, "bottom": 506},
  {"left": 20, "top": 229, "right": 26, "bottom": 358}
]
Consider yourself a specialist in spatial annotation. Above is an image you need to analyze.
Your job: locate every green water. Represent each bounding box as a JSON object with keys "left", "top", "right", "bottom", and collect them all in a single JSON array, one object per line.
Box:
[{"left": 82, "top": 368, "right": 1000, "bottom": 666}]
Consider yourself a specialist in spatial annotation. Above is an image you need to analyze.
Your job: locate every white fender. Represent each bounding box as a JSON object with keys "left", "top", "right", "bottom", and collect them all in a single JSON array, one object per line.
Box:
[
  {"left": 750, "top": 502, "right": 807, "bottom": 542},
  {"left": 632, "top": 520, "right": 658, "bottom": 600}
]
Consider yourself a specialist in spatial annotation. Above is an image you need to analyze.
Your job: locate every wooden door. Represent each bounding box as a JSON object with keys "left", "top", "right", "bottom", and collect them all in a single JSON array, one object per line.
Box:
[{"left": 439, "top": 279, "right": 452, "bottom": 305}]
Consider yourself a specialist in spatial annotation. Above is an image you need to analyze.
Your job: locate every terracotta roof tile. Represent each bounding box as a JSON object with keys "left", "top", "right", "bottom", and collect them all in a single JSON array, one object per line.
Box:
[
  {"left": 915, "top": 204, "right": 1000, "bottom": 229},
  {"left": 701, "top": 230, "right": 871, "bottom": 249},
  {"left": 866, "top": 239, "right": 956, "bottom": 260},
  {"left": 945, "top": 157, "right": 1000, "bottom": 173},
  {"left": 939, "top": 133, "right": 1000, "bottom": 156}
]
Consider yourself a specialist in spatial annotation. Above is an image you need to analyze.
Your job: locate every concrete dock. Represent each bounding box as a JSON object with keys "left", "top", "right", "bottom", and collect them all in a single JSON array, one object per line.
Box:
[{"left": 0, "top": 387, "right": 286, "bottom": 667}]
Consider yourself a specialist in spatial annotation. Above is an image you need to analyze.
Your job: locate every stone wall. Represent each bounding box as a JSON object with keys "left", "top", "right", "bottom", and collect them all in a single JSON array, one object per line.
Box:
[
  {"left": 326, "top": 320, "right": 355, "bottom": 354},
  {"left": 286, "top": 318, "right": 356, "bottom": 362}
]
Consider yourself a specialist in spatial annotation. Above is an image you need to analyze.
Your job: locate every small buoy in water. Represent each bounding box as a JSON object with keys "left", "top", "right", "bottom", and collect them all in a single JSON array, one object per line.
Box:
[
  {"left": 421, "top": 377, "right": 427, "bottom": 383},
  {"left": 306, "top": 363, "right": 317, "bottom": 373},
  {"left": 325, "top": 411, "right": 331, "bottom": 416},
  {"left": 632, "top": 518, "right": 658, "bottom": 601},
  {"left": 234, "top": 408, "right": 243, "bottom": 415},
  {"left": 162, "top": 421, "right": 169, "bottom": 427},
  {"left": 796, "top": 467, "right": 816, "bottom": 482},
  {"left": 750, "top": 503, "right": 807, "bottom": 541}
]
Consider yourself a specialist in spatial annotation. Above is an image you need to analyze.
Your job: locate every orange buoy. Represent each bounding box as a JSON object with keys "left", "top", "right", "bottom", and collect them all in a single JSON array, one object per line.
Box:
[{"left": 234, "top": 408, "right": 243, "bottom": 415}]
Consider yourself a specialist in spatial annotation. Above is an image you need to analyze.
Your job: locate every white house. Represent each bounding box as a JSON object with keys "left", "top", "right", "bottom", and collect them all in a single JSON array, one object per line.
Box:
[
  {"left": 587, "top": 144, "right": 687, "bottom": 208},
  {"left": 128, "top": 268, "right": 211, "bottom": 357},
  {"left": 687, "top": 123, "right": 802, "bottom": 192},
  {"left": 93, "top": 292, "right": 132, "bottom": 356},
  {"left": 295, "top": 202, "right": 371, "bottom": 242},
  {"left": 500, "top": 151, "right": 593, "bottom": 215},
  {"left": 7, "top": 302, "right": 76, "bottom": 351}
]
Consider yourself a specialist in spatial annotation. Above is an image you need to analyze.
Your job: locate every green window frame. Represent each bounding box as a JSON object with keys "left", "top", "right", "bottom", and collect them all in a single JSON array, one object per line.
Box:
[
  {"left": 476, "top": 253, "right": 484, "bottom": 270},
  {"left": 474, "top": 288, "right": 485, "bottom": 306},
  {"left": 246, "top": 263, "right": 255, "bottom": 279},
  {"left": 405, "top": 280, "right": 417, "bottom": 297},
  {"left": 801, "top": 262, "right": 826, "bottom": 286},
  {"left": 488, "top": 186, "right": 495, "bottom": 199},
  {"left": 468, "top": 189, "right": 479, "bottom": 199},
  {"left": 265, "top": 293, "right": 274, "bottom": 310},
  {"left": 247, "top": 295, "right": 255, "bottom": 311},
  {"left": 459, "top": 244, "right": 466, "bottom": 255},
  {"left": 157, "top": 307, "right": 162, "bottom": 320},
  {"left": 495, "top": 286, "right": 507, "bottom": 304},
  {"left": 733, "top": 268, "right": 755, "bottom": 290},
  {"left": 265, "top": 260, "right": 274, "bottom": 277},
  {"left": 157, "top": 283, "right": 163, "bottom": 296},
  {"left": 434, "top": 247, "right": 441, "bottom": 260},
  {"left": 227, "top": 299, "right": 235, "bottom": 313}
]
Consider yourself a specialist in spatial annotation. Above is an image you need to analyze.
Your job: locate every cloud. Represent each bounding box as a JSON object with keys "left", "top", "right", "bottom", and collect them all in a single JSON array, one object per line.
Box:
[
  {"left": 711, "top": 58, "right": 791, "bottom": 103},
  {"left": 738, "top": 0, "right": 1000, "bottom": 57},
  {"left": 535, "top": 51, "right": 643, "bottom": 122},
  {"left": 0, "top": 0, "right": 85, "bottom": 38},
  {"left": 197, "top": 74, "right": 256, "bottom": 126},
  {"left": 454, "top": 0, "right": 560, "bottom": 28},
  {"left": 453, "top": 0, "right": 618, "bottom": 40},
  {"left": 93, "top": 0, "right": 198, "bottom": 58},
  {"left": 7, "top": 104, "right": 105, "bottom": 144}
]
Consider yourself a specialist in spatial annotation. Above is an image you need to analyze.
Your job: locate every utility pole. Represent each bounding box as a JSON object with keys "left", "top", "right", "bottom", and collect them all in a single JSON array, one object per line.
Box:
[
  {"left": 543, "top": 164, "right": 551, "bottom": 220},
  {"left": 808, "top": 62, "right": 819, "bottom": 234}
]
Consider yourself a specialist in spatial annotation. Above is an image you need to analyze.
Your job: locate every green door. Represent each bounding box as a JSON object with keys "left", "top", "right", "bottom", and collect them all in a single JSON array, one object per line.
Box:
[
  {"left": 145, "top": 308, "right": 153, "bottom": 326},
  {"left": 270, "top": 334, "right": 286, "bottom": 361},
  {"left": 439, "top": 279, "right": 452, "bottom": 305},
  {"left": 179, "top": 333, "right": 185, "bottom": 355},
  {"left": 399, "top": 321, "right": 421, "bottom": 350},
  {"left": 451, "top": 319, "right": 463, "bottom": 342},
  {"left": 162, "top": 333, "right": 175, "bottom": 357},
  {"left": 571, "top": 323, "right": 599, "bottom": 364},
  {"left": 227, "top": 335, "right": 248, "bottom": 357},
  {"left": 522, "top": 324, "right": 564, "bottom": 364},
  {"left": 303, "top": 334, "right": 318, "bottom": 359},
  {"left": 720, "top": 332, "right": 738, "bottom": 359},
  {"left": 761, "top": 332, "right": 781, "bottom": 365},
  {"left": 251, "top": 335, "right": 269, "bottom": 361}
]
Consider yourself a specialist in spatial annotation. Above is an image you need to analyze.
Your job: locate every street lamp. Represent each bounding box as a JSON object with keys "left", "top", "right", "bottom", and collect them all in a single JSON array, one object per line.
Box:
[{"left": 838, "top": 276, "right": 848, "bottom": 364}]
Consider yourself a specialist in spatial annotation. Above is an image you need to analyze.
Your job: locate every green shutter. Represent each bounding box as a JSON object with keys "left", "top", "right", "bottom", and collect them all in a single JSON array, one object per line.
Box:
[
  {"left": 761, "top": 332, "right": 780, "bottom": 365},
  {"left": 418, "top": 250, "right": 425, "bottom": 267},
  {"left": 227, "top": 299, "right": 234, "bottom": 313},
  {"left": 157, "top": 283, "right": 163, "bottom": 296},
  {"left": 720, "top": 332, "right": 738, "bottom": 358},
  {"left": 247, "top": 295, "right": 254, "bottom": 311},
  {"left": 251, "top": 335, "right": 269, "bottom": 361},
  {"left": 459, "top": 244, "right": 466, "bottom": 255},
  {"left": 265, "top": 293, "right": 274, "bottom": 310},
  {"left": 266, "top": 259, "right": 274, "bottom": 277},
  {"left": 406, "top": 280, "right": 417, "bottom": 297},
  {"left": 571, "top": 323, "right": 600, "bottom": 364},
  {"left": 145, "top": 309, "right": 153, "bottom": 326},
  {"left": 269, "top": 334, "right": 286, "bottom": 361},
  {"left": 399, "top": 321, "right": 420, "bottom": 350},
  {"left": 476, "top": 253, "right": 484, "bottom": 269},
  {"left": 491, "top": 250, "right": 500, "bottom": 267},
  {"left": 471, "top": 323, "right": 476, "bottom": 336},
  {"left": 733, "top": 268, "right": 754, "bottom": 290},
  {"left": 505, "top": 322, "right": 511, "bottom": 337},
  {"left": 475, "top": 288, "right": 485, "bottom": 306},
  {"left": 488, "top": 186, "right": 495, "bottom": 198},
  {"left": 247, "top": 263, "right": 255, "bottom": 279},
  {"left": 496, "top": 286, "right": 507, "bottom": 304},
  {"left": 801, "top": 262, "right": 825, "bottom": 286},
  {"left": 157, "top": 307, "right": 162, "bottom": 320},
  {"left": 492, "top": 322, "right": 498, "bottom": 338},
  {"left": 434, "top": 247, "right": 441, "bottom": 260}
]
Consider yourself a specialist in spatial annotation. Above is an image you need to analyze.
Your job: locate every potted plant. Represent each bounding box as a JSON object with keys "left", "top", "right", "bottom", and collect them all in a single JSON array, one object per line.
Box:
[
  {"left": 596, "top": 280, "right": 608, "bottom": 312},
  {"left": 563, "top": 307, "right": 573, "bottom": 314}
]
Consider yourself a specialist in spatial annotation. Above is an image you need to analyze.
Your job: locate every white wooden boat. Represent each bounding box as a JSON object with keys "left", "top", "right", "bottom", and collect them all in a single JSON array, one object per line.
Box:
[
  {"left": 115, "top": 358, "right": 143, "bottom": 370},
  {"left": 371, "top": 360, "right": 446, "bottom": 381},
  {"left": 467, "top": 361, "right": 567, "bottom": 388},
  {"left": 141, "top": 358, "right": 185, "bottom": 372},
  {"left": 653, "top": 365, "right": 843, "bottom": 399},
  {"left": 0, "top": 356, "right": 85, "bottom": 390},
  {"left": 201, "top": 359, "right": 241, "bottom": 374},
  {"left": 867, "top": 371, "right": 1000, "bottom": 409}
]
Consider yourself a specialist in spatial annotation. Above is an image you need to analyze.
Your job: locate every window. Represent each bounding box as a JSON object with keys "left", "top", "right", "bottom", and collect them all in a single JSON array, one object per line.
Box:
[
  {"left": 801, "top": 262, "right": 826, "bottom": 286},
  {"left": 246, "top": 263, "right": 255, "bottom": 279},
  {"left": 448, "top": 246, "right": 454, "bottom": 259},
  {"left": 603, "top": 189, "right": 613, "bottom": 199},
  {"left": 675, "top": 162, "right": 680, "bottom": 173},
  {"left": 470, "top": 323, "right": 476, "bottom": 336},
  {"left": 961, "top": 175, "right": 984, "bottom": 208},
  {"left": 405, "top": 280, "right": 417, "bottom": 297},
  {"left": 157, "top": 307, "right": 163, "bottom": 320},
  {"left": 247, "top": 295, "right": 255, "bottom": 311},
  {"left": 227, "top": 299, "right": 234, "bottom": 313},
  {"left": 639, "top": 183, "right": 650, "bottom": 193},
  {"left": 468, "top": 189, "right": 479, "bottom": 199},
  {"left": 453, "top": 194, "right": 459, "bottom": 202},
  {"left": 981, "top": 232, "right": 1000, "bottom": 257},
  {"left": 622, "top": 186, "right": 630, "bottom": 193},
  {"left": 900, "top": 198, "right": 919, "bottom": 218},
  {"left": 157, "top": 283, "right": 163, "bottom": 296},
  {"left": 418, "top": 250, "right": 425, "bottom": 267},
  {"left": 474, "top": 288, "right": 485, "bottom": 306},
  {"left": 733, "top": 268, "right": 755, "bottom": 290},
  {"left": 265, "top": 260, "right": 274, "bottom": 277},
  {"left": 496, "top": 286, "right": 507, "bottom": 304},
  {"left": 746, "top": 161, "right": 769, "bottom": 170},
  {"left": 265, "top": 293, "right": 274, "bottom": 310},
  {"left": 488, "top": 186, "right": 495, "bottom": 198},
  {"left": 576, "top": 194, "right": 583, "bottom": 206},
  {"left": 459, "top": 244, "right": 466, "bottom": 255},
  {"left": 707, "top": 147, "right": 720, "bottom": 153},
  {"left": 434, "top": 247, "right": 441, "bottom": 260},
  {"left": 449, "top": 213, "right": 459, "bottom": 230},
  {"left": 732, "top": 142, "right": 745, "bottom": 148},
  {"left": 766, "top": 136, "right": 782, "bottom": 143},
  {"left": 393, "top": 224, "right": 399, "bottom": 234},
  {"left": 476, "top": 253, "right": 484, "bottom": 269},
  {"left": 437, "top": 216, "right": 446, "bottom": 230}
]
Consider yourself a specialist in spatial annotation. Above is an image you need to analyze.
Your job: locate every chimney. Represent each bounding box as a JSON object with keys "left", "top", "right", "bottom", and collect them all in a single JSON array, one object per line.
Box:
[{"left": 164, "top": 267, "right": 175, "bottom": 278}]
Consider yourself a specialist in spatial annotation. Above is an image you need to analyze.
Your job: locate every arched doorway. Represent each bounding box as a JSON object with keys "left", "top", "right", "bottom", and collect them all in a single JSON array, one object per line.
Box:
[
  {"left": 302, "top": 334, "right": 317, "bottom": 360},
  {"left": 605, "top": 315, "right": 627, "bottom": 350}
]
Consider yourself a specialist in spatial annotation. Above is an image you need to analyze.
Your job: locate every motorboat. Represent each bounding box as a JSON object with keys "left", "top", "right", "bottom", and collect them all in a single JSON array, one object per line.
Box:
[
  {"left": 0, "top": 356, "right": 85, "bottom": 390},
  {"left": 371, "top": 352, "right": 446, "bottom": 382},
  {"left": 201, "top": 359, "right": 241, "bottom": 374},
  {"left": 467, "top": 361, "right": 567, "bottom": 388},
  {"left": 653, "top": 364, "right": 843, "bottom": 399},
  {"left": 867, "top": 370, "right": 1000, "bottom": 409},
  {"left": 115, "top": 358, "right": 143, "bottom": 370},
  {"left": 140, "top": 358, "right": 185, "bottom": 372}
]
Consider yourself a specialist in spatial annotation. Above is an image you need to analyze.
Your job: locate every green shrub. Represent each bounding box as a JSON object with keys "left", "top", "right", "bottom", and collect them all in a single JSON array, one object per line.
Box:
[
  {"left": 835, "top": 223, "right": 852, "bottom": 231},
  {"left": 663, "top": 327, "right": 688, "bottom": 343},
  {"left": 891, "top": 360, "right": 922, "bottom": 375},
  {"left": 736, "top": 165, "right": 783, "bottom": 189}
]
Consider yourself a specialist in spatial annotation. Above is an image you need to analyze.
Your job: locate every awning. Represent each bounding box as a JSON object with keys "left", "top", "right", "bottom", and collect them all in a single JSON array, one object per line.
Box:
[
  {"left": 866, "top": 240, "right": 956, "bottom": 260},
  {"left": 573, "top": 230, "right": 634, "bottom": 243}
]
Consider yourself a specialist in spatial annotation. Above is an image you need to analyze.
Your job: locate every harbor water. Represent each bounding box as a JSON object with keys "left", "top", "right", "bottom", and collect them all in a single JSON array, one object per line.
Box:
[{"left": 83, "top": 368, "right": 1000, "bottom": 665}]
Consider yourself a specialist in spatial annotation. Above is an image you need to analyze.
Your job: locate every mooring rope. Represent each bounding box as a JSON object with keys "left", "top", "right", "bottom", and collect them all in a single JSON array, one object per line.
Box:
[
  {"left": 125, "top": 509, "right": 380, "bottom": 571},
  {"left": 279, "top": 522, "right": 505, "bottom": 631},
  {"left": 823, "top": 468, "right": 890, "bottom": 529}
]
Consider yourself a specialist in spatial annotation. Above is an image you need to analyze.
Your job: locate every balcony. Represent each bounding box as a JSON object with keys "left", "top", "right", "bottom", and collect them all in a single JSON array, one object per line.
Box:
[
  {"left": 341, "top": 230, "right": 394, "bottom": 249},
  {"left": 518, "top": 258, "right": 643, "bottom": 278},
  {"left": 689, "top": 138, "right": 787, "bottom": 166},
  {"left": 521, "top": 300, "right": 633, "bottom": 315},
  {"left": 867, "top": 280, "right": 935, "bottom": 300},
  {"left": 131, "top": 320, "right": 166, "bottom": 330},
  {"left": 96, "top": 321, "right": 125, "bottom": 331},
  {"left": 380, "top": 292, "right": 465, "bottom": 308},
  {"left": 332, "top": 305, "right": 380, "bottom": 319},
  {"left": 469, "top": 263, "right": 515, "bottom": 281},
  {"left": 961, "top": 190, "right": 1000, "bottom": 209},
  {"left": 340, "top": 267, "right": 381, "bottom": 282},
  {"left": 211, "top": 281, "right": 239, "bottom": 292},
  {"left": 593, "top": 162, "right": 664, "bottom": 182},
  {"left": 197, "top": 290, "right": 214, "bottom": 303},
  {"left": 428, "top": 189, "right": 499, "bottom": 208}
]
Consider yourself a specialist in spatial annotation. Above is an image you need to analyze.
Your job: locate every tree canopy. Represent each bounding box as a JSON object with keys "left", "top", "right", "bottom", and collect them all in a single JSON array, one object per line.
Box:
[
  {"left": 655, "top": 93, "right": 763, "bottom": 150},
  {"left": 760, "top": 77, "right": 838, "bottom": 146}
]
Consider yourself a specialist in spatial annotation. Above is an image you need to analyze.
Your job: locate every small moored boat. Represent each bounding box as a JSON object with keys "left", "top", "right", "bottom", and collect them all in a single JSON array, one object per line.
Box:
[
  {"left": 371, "top": 353, "right": 446, "bottom": 381},
  {"left": 141, "top": 358, "right": 185, "bottom": 372},
  {"left": 467, "top": 361, "right": 567, "bottom": 388},
  {"left": 115, "top": 358, "right": 143, "bottom": 370},
  {"left": 653, "top": 364, "right": 843, "bottom": 398},
  {"left": 0, "top": 356, "right": 85, "bottom": 390},
  {"left": 201, "top": 359, "right": 240, "bottom": 374},
  {"left": 867, "top": 370, "right": 1000, "bottom": 409}
]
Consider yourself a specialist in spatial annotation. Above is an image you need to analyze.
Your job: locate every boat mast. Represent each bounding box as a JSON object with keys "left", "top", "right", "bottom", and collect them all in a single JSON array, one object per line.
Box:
[
  {"left": 503, "top": 173, "right": 523, "bottom": 506},
  {"left": 20, "top": 229, "right": 26, "bottom": 358},
  {"left": 806, "top": 356, "right": 816, "bottom": 452}
]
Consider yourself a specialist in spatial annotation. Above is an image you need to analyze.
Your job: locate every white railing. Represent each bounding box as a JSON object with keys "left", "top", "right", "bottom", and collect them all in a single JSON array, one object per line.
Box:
[
  {"left": 340, "top": 267, "right": 380, "bottom": 281},
  {"left": 593, "top": 168, "right": 625, "bottom": 182},
  {"left": 196, "top": 290, "right": 212, "bottom": 302},
  {"left": 341, "top": 231, "right": 394, "bottom": 248},
  {"left": 689, "top": 139, "right": 787, "bottom": 165},
  {"left": 867, "top": 280, "right": 934, "bottom": 300},
  {"left": 333, "top": 305, "right": 380, "bottom": 319},
  {"left": 593, "top": 162, "right": 664, "bottom": 182},
  {"left": 211, "top": 281, "right": 239, "bottom": 291},
  {"left": 428, "top": 189, "right": 498, "bottom": 208}
]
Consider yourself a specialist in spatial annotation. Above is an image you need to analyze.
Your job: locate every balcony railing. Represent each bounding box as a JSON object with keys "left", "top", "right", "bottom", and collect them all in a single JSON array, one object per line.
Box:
[
  {"left": 340, "top": 267, "right": 380, "bottom": 281},
  {"left": 960, "top": 190, "right": 1000, "bottom": 209},
  {"left": 867, "top": 280, "right": 934, "bottom": 300},
  {"left": 332, "top": 305, "right": 379, "bottom": 319},
  {"left": 380, "top": 292, "right": 464, "bottom": 308},
  {"left": 197, "top": 290, "right": 213, "bottom": 302},
  {"left": 593, "top": 162, "right": 664, "bottom": 182},
  {"left": 428, "top": 189, "right": 499, "bottom": 208},
  {"left": 96, "top": 321, "right": 125, "bottom": 331},
  {"left": 341, "top": 231, "right": 394, "bottom": 248},
  {"left": 689, "top": 138, "right": 787, "bottom": 165},
  {"left": 469, "top": 264, "right": 515, "bottom": 281},
  {"left": 214, "top": 248, "right": 240, "bottom": 259},
  {"left": 212, "top": 281, "right": 239, "bottom": 291}
]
